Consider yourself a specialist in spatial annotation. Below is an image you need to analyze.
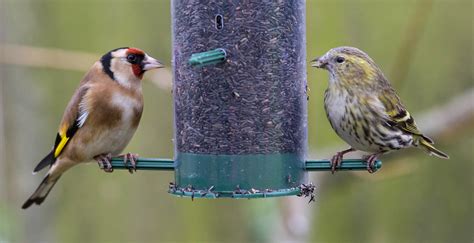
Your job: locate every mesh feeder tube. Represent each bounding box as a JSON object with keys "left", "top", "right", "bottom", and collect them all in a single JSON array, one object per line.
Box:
[{"left": 171, "top": 0, "right": 308, "bottom": 198}]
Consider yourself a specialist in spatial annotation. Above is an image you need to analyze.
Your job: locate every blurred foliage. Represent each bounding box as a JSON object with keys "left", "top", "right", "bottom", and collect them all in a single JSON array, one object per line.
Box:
[{"left": 0, "top": 0, "right": 472, "bottom": 242}]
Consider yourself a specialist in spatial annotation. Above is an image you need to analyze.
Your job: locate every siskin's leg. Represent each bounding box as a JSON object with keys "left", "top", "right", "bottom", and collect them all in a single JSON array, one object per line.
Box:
[{"left": 330, "top": 148, "right": 356, "bottom": 174}]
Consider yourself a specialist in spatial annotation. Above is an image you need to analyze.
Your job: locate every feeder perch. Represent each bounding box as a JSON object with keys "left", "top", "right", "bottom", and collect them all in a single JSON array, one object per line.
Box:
[
  {"left": 188, "top": 48, "right": 227, "bottom": 67},
  {"left": 111, "top": 1, "right": 382, "bottom": 199}
]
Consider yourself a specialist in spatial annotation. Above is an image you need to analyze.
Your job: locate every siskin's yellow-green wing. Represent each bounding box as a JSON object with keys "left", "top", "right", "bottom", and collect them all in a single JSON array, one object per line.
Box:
[{"left": 377, "top": 88, "right": 434, "bottom": 143}]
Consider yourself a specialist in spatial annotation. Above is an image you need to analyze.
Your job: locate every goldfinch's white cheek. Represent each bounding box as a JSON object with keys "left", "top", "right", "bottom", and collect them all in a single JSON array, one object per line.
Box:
[{"left": 110, "top": 58, "right": 136, "bottom": 89}]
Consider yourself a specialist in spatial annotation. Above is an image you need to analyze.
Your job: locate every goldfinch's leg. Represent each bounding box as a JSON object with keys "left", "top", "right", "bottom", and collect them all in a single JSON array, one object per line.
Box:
[
  {"left": 95, "top": 153, "right": 113, "bottom": 173},
  {"left": 365, "top": 152, "right": 383, "bottom": 173},
  {"left": 117, "top": 153, "right": 139, "bottom": 173},
  {"left": 330, "top": 148, "right": 355, "bottom": 174}
]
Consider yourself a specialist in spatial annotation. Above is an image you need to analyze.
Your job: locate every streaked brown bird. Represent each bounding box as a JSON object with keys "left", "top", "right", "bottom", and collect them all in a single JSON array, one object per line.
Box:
[
  {"left": 22, "top": 47, "right": 164, "bottom": 209},
  {"left": 311, "top": 46, "right": 449, "bottom": 173}
]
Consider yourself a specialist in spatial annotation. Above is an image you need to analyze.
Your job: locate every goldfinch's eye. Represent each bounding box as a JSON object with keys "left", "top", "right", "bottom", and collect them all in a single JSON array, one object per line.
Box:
[
  {"left": 127, "top": 54, "right": 137, "bottom": 63},
  {"left": 335, "top": 56, "right": 345, "bottom": 63}
]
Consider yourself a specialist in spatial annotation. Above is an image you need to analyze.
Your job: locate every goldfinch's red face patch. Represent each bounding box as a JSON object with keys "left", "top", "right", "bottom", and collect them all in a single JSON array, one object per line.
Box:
[{"left": 126, "top": 48, "right": 146, "bottom": 78}]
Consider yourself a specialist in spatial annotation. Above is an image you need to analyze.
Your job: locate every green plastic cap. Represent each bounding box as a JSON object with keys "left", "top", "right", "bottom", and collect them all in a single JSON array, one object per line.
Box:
[{"left": 188, "top": 48, "right": 227, "bottom": 67}]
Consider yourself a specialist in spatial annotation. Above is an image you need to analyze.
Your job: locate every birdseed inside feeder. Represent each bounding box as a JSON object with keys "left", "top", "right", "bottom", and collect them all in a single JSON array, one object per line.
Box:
[{"left": 171, "top": 0, "right": 308, "bottom": 198}]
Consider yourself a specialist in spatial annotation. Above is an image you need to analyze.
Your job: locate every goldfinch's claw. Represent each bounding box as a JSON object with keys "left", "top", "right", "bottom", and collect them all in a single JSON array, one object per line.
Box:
[
  {"left": 95, "top": 154, "right": 113, "bottom": 173},
  {"left": 118, "top": 153, "right": 139, "bottom": 174}
]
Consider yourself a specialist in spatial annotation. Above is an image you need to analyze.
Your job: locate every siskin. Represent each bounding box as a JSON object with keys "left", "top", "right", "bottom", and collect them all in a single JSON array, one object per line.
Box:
[{"left": 311, "top": 46, "right": 449, "bottom": 173}]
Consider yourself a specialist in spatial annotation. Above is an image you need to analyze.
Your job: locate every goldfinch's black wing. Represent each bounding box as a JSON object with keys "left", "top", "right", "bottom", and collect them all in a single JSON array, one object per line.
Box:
[
  {"left": 377, "top": 88, "right": 434, "bottom": 143},
  {"left": 33, "top": 86, "right": 90, "bottom": 172}
]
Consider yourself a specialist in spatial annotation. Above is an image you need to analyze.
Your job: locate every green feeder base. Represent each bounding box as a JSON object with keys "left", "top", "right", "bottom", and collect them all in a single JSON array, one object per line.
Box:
[
  {"left": 171, "top": 153, "right": 306, "bottom": 199},
  {"left": 168, "top": 185, "right": 302, "bottom": 199}
]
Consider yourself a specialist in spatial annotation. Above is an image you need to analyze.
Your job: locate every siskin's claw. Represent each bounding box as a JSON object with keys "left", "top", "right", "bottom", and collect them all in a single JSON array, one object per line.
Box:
[
  {"left": 330, "top": 153, "right": 342, "bottom": 174},
  {"left": 329, "top": 148, "right": 355, "bottom": 174},
  {"left": 365, "top": 153, "right": 381, "bottom": 174}
]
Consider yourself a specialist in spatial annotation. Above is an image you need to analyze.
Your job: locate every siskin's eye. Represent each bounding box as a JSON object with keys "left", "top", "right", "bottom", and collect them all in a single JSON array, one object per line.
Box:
[
  {"left": 335, "top": 56, "right": 345, "bottom": 63},
  {"left": 127, "top": 54, "right": 137, "bottom": 63}
]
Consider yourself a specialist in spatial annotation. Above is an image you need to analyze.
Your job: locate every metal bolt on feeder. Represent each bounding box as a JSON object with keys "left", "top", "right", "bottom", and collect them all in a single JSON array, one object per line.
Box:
[{"left": 111, "top": 0, "right": 382, "bottom": 199}]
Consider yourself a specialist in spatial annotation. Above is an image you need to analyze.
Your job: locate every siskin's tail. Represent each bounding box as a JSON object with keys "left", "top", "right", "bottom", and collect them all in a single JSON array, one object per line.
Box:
[
  {"left": 419, "top": 137, "right": 449, "bottom": 159},
  {"left": 22, "top": 174, "right": 61, "bottom": 209}
]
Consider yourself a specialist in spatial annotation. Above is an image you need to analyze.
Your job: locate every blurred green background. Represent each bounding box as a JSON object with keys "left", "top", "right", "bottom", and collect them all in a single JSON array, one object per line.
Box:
[{"left": 0, "top": 0, "right": 472, "bottom": 242}]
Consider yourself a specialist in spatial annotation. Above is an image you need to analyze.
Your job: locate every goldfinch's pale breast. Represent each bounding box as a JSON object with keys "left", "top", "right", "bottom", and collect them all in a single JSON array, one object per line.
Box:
[{"left": 63, "top": 82, "right": 143, "bottom": 162}]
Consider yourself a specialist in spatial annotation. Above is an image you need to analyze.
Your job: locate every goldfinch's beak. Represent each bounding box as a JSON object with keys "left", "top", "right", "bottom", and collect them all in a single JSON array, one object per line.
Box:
[
  {"left": 311, "top": 57, "right": 327, "bottom": 68},
  {"left": 142, "top": 55, "right": 165, "bottom": 70}
]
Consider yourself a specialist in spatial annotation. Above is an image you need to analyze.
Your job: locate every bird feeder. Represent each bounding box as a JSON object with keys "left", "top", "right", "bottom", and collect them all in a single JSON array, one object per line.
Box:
[{"left": 111, "top": 0, "right": 381, "bottom": 199}]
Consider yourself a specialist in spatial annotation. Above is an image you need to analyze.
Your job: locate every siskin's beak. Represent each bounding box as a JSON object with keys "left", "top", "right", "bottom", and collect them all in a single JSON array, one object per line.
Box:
[
  {"left": 310, "top": 57, "right": 327, "bottom": 69},
  {"left": 142, "top": 55, "right": 165, "bottom": 70}
]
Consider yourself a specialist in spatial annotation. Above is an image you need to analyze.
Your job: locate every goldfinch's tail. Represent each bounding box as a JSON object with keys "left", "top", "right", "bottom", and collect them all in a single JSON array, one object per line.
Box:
[
  {"left": 419, "top": 138, "right": 449, "bottom": 159},
  {"left": 33, "top": 150, "right": 55, "bottom": 173},
  {"left": 22, "top": 174, "right": 61, "bottom": 209}
]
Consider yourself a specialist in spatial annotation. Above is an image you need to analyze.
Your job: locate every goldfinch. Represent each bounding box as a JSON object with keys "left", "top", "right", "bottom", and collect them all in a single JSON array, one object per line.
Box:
[
  {"left": 311, "top": 46, "right": 449, "bottom": 173},
  {"left": 22, "top": 47, "right": 164, "bottom": 209}
]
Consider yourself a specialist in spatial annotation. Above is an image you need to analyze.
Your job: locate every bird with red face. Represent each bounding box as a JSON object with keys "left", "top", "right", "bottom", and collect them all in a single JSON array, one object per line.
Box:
[{"left": 22, "top": 47, "right": 164, "bottom": 209}]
